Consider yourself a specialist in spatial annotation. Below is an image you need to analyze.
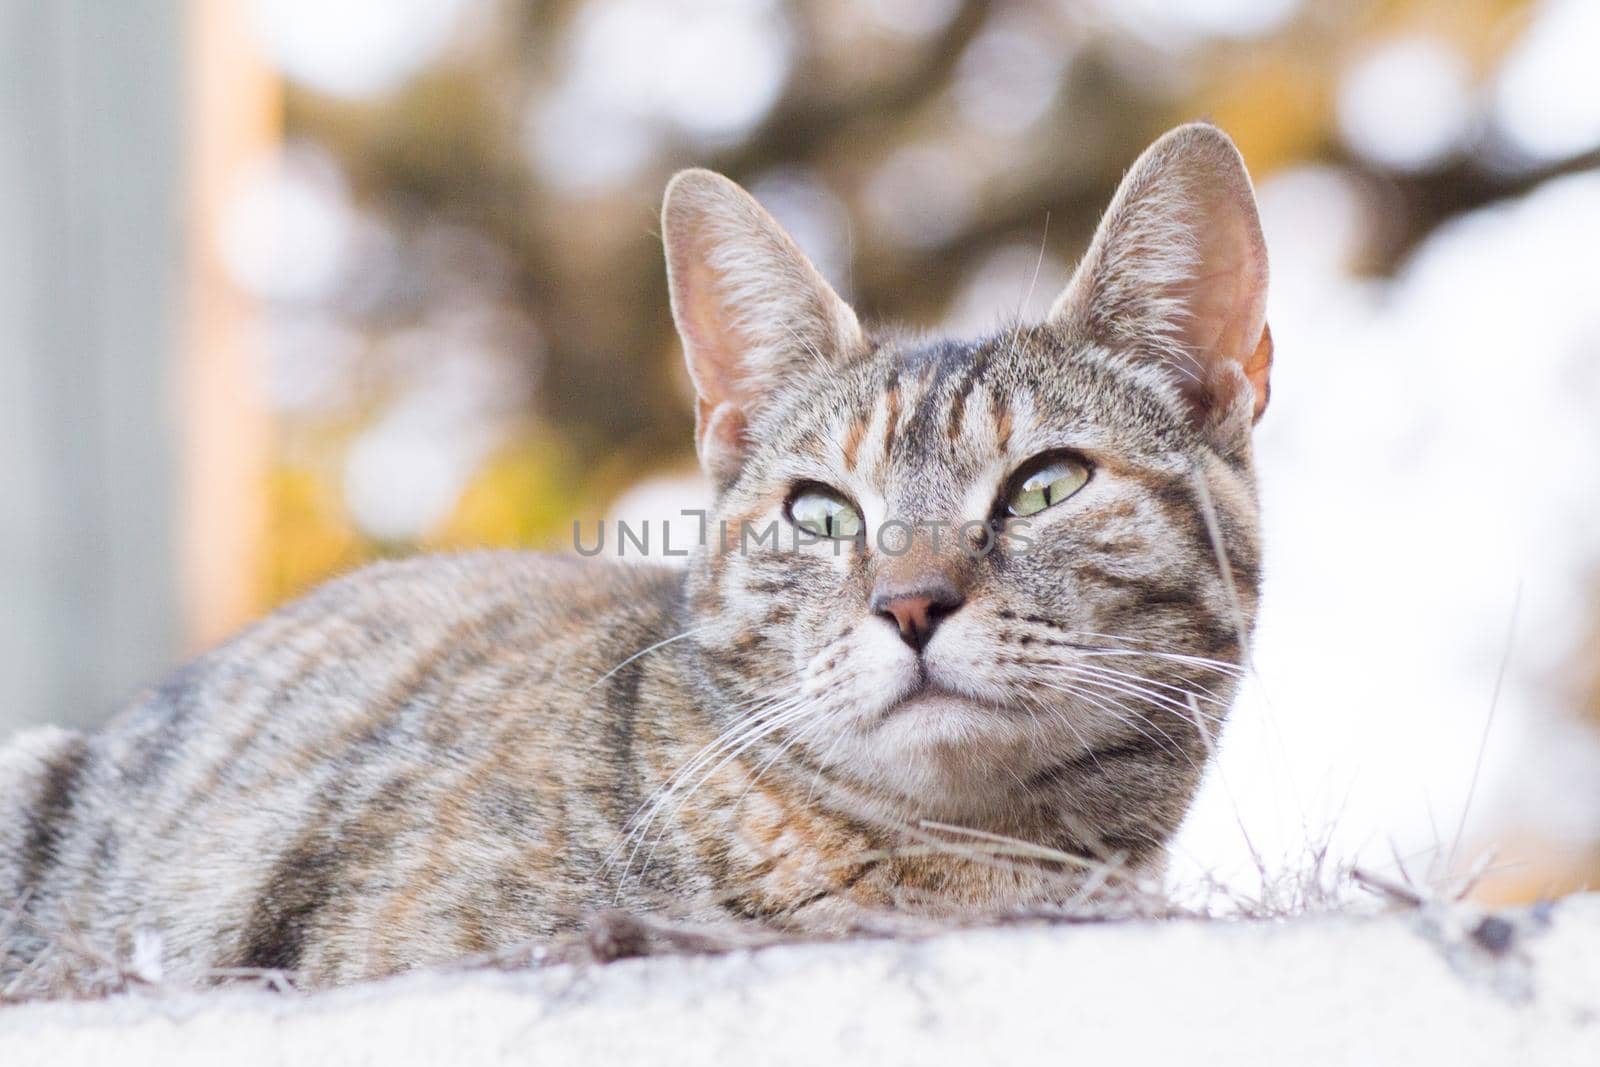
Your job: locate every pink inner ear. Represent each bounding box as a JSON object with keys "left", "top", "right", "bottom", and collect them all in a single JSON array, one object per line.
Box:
[
  {"left": 674, "top": 253, "right": 750, "bottom": 411},
  {"left": 697, "top": 400, "right": 748, "bottom": 486},
  {"left": 1180, "top": 206, "right": 1271, "bottom": 422},
  {"left": 1244, "top": 323, "right": 1273, "bottom": 422},
  {"left": 1047, "top": 126, "right": 1274, "bottom": 437}
]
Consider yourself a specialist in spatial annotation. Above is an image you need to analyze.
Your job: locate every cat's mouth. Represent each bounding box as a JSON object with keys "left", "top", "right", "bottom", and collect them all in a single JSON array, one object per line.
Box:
[{"left": 880, "top": 679, "right": 1015, "bottom": 723}]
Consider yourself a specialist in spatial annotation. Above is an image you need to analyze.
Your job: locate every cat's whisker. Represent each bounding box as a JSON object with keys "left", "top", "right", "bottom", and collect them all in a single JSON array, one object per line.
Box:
[
  {"left": 1036, "top": 661, "right": 1228, "bottom": 723},
  {"left": 1071, "top": 688, "right": 1210, "bottom": 776},
  {"left": 608, "top": 690, "right": 812, "bottom": 879},
  {"left": 731, "top": 699, "right": 855, "bottom": 813},
  {"left": 1014, "top": 687, "right": 1111, "bottom": 778},
  {"left": 1065, "top": 646, "right": 1246, "bottom": 678},
  {"left": 1038, "top": 664, "right": 1218, "bottom": 741},
  {"left": 1017, "top": 652, "right": 1225, "bottom": 719},
  {"left": 1039, "top": 625, "right": 1226, "bottom": 652},
  {"left": 619, "top": 693, "right": 808, "bottom": 841},
  {"left": 1188, "top": 461, "right": 1255, "bottom": 670},
  {"left": 739, "top": 699, "right": 838, "bottom": 792},
  {"left": 631, "top": 709, "right": 820, "bottom": 882},
  {"left": 611, "top": 695, "right": 774, "bottom": 855},
  {"left": 1182, "top": 693, "right": 1220, "bottom": 759},
  {"left": 803, "top": 713, "right": 855, "bottom": 808},
  {"left": 1040, "top": 657, "right": 1229, "bottom": 708},
  {"left": 1042, "top": 627, "right": 1248, "bottom": 674},
  {"left": 1032, "top": 677, "right": 1205, "bottom": 776},
  {"left": 583, "top": 625, "right": 712, "bottom": 694},
  {"left": 621, "top": 694, "right": 823, "bottom": 883},
  {"left": 1033, "top": 678, "right": 1187, "bottom": 765}
]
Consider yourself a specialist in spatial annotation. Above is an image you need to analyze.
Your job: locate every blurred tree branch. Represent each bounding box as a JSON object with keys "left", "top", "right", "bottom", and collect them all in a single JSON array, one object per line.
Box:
[
  {"left": 1342, "top": 144, "right": 1600, "bottom": 267},
  {"left": 705, "top": 0, "right": 992, "bottom": 179}
]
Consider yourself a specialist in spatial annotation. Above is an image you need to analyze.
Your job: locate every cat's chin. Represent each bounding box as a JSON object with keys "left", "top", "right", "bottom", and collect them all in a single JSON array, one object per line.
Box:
[{"left": 833, "top": 685, "right": 1052, "bottom": 817}]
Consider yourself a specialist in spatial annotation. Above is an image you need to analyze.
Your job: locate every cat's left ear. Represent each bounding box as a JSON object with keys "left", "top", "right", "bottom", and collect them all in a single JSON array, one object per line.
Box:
[
  {"left": 1048, "top": 123, "right": 1272, "bottom": 447},
  {"left": 663, "top": 169, "right": 863, "bottom": 486}
]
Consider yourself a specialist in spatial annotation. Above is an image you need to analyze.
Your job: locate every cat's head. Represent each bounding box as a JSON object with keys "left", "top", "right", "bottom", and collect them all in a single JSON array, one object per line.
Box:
[{"left": 664, "top": 124, "right": 1270, "bottom": 856}]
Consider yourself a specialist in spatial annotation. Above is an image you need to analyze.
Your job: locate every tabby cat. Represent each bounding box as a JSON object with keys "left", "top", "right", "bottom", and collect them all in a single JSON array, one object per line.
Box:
[{"left": 0, "top": 123, "right": 1272, "bottom": 993}]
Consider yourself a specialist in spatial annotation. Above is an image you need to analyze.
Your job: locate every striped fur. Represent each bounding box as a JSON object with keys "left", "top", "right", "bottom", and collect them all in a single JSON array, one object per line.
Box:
[{"left": 1, "top": 124, "right": 1271, "bottom": 994}]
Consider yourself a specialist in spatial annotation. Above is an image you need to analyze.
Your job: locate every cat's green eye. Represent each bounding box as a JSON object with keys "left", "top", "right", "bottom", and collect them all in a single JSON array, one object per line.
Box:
[
  {"left": 786, "top": 486, "right": 864, "bottom": 541},
  {"left": 1006, "top": 456, "right": 1091, "bottom": 518}
]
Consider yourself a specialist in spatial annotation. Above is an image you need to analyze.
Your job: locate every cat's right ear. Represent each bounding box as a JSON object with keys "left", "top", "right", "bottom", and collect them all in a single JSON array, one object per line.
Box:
[
  {"left": 1048, "top": 123, "right": 1272, "bottom": 452},
  {"left": 662, "top": 169, "right": 862, "bottom": 486}
]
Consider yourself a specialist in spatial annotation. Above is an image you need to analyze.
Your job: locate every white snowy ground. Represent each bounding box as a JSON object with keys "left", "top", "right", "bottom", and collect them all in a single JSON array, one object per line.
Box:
[{"left": 3, "top": 895, "right": 1597, "bottom": 1066}]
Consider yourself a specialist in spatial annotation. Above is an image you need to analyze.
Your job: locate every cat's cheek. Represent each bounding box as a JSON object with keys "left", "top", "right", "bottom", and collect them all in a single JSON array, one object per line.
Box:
[{"left": 794, "top": 537, "right": 866, "bottom": 580}]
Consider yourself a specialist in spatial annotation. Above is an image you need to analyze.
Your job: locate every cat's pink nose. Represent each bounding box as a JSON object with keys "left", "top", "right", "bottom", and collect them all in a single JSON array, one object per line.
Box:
[{"left": 871, "top": 582, "right": 965, "bottom": 652}]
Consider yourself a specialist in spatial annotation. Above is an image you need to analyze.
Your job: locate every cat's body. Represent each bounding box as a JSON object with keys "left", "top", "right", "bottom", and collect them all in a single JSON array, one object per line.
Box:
[{"left": 1, "top": 124, "right": 1274, "bottom": 994}]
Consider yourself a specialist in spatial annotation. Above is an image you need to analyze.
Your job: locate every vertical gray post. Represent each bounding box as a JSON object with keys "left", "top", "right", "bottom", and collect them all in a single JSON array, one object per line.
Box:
[{"left": 0, "top": 2, "right": 182, "bottom": 731}]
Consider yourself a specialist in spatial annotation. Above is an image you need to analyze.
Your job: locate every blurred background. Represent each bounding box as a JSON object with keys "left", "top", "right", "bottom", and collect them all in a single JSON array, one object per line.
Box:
[{"left": 2, "top": 0, "right": 1597, "bottom": 904}]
